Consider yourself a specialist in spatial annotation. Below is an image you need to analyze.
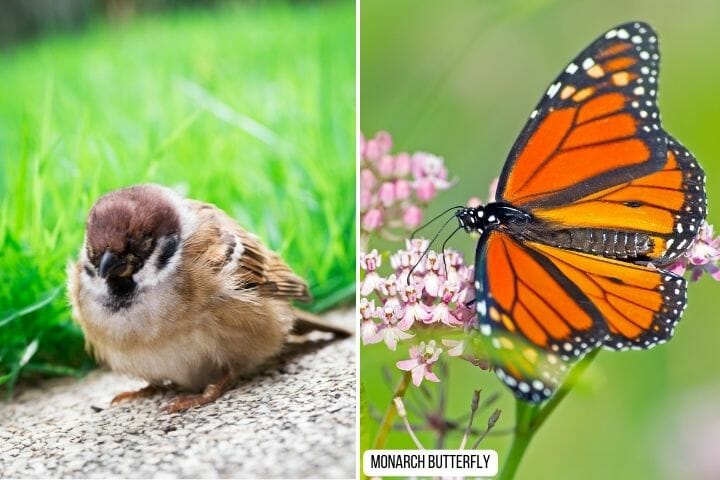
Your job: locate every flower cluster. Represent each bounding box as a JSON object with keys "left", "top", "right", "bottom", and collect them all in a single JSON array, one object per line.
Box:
[
  {"left": 360, "top": 131, "right": 453, "bottom": 241},
  {"left": 360, "top": 239, "right": 476, "bottom": 386},
  {"left": 668, "top": 220, "right": 720, "bottom": 282}
]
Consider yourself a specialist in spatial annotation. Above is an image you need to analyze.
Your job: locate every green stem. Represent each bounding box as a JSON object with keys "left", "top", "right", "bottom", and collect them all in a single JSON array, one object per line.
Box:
[
  {"left": 498, "top": 402, "right": 538, "bottom": 480},
  {"left": 499, "top": 349, "right": 601, "bottom": 479},
  {"left": 372, "top": 371, "right": 412, "bottom": 449}
]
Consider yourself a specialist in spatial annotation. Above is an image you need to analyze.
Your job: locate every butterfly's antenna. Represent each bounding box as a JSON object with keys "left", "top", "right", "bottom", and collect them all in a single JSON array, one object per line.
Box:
[
  {"left": 410, "top": 205, "right": 465, "bottom": 240},
  {"left": 406, "top": 214, "right": 457, "bottom": 285},
  {"left": 440, "top": 226, "right": 463, "bottom": 277}
]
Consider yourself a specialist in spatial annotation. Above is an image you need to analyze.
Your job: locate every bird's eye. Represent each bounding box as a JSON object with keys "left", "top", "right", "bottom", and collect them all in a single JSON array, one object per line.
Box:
[{"left": 141, "top": 235, "right": 154, "bottom": 251}]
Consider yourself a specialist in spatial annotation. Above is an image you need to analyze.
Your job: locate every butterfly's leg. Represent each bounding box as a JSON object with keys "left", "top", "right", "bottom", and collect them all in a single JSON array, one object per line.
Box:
[{"left": 162, "top": 371, "right": 233, "bottom": 413}]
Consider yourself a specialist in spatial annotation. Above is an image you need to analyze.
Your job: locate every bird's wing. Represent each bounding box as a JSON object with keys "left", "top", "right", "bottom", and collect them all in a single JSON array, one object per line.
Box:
[{"left": 182, "top": 199, "right": 311, "bottom": 302}]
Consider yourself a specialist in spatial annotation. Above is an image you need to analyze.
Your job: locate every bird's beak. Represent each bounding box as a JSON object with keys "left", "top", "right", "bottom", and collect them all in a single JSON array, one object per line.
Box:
[{"left": 99, "top": 250, "right": 130, "bottom": 279}]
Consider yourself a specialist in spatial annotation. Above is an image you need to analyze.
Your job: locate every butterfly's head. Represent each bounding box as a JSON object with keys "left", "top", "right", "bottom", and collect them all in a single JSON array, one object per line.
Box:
[
  {"left": 456, "top": 203, "right": 531, "bottom": 234},
  {"left": 455, "top": 207, "right": 489, "bottom": 233}
]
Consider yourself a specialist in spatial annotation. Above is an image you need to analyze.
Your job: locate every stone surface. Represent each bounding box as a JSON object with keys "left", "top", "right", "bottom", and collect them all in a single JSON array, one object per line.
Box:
[{"left": 0, "top": 311, "right": 356, "bottom": 479}]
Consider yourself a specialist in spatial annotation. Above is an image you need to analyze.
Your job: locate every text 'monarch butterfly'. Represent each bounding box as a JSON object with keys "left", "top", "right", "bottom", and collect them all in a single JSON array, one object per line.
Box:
[{"left": 455, "top": 21, "right": 707, "bottom": 403}]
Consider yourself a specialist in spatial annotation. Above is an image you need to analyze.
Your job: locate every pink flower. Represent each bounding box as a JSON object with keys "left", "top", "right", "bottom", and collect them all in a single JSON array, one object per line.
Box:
[
  {"left": 406, "top": 238, "right": 429, "bottom": 255},
  {"left": 360, "top": 249, "right": 381, "bottom": 271},
  {"left": 402, "top": 205, "right": 423, "bottom": 229},
  {"left": 395, "top": 179, "right": 411, "bottom": 200},
  {"left": 364, "top": 131, "right": 392, "bottom": 161},
  {"left": 377, "top": 155, "right": 395, "bottom": 177},
  {"left": 467, "top": 196, "right": 482, "bottom": 208},
  {"left": 380, "top": 273, "right": 399, "bottom": 297},
  {"left": 411, "top": 152, "right": 453, "bottom": 189},
  {"left": 360, "top": 250, "right": 383, "bottom": 296},
  {"left": 487, "top": 177, "right": 499, "bottom": 203},
  {"left": 360, "top": 168, "right": 377, "bottom": 191},
  {"left": 397, "top": 284, "right": 430, "bottom": 330},
  {"left": 414, "top": 178, "right": 436, "bottom": 202},
  {"left": 410, "top": 152, "right": 440, "bottom": 179},
  {"left": 688, "top": 223, "right": 720, "bottom": 264},
  {"left": 359, "top": 297, "right": 377, "bottom": 320},
  {"left": 396, "top": 340, "right": 442, "bottom": 386},
  {"left": 441, "top": 339, "right": 465, "bottom": 357},
  {"left": 360, "top": 187, "right": 373, "bottom": 210},
  {"left": 360, "top": 298, "right": 380, "bottom": 346},
  {"left": 667, "top": 221, "right": 720, "bottom": 282},
  {"left": 442, "top": 250, "right": 463, "bottom": 284},
  {"left": 378, "top": 182, "right": 396, "bottom": 207},
  {"left": 361, "top": 320, "right": 378, "bottom": 345},
  {"left": 394, "top": 153, "right": 411, "bottom": 176},
  {"left": 369, "top": 305, "right": 414, "bottom": 350},
  {"left": 454, "top": 302, "right": 477, "bottom": 325},
  {"left": 364, "top": 139, "right": 382, "bottom": 161},
  {"left": 362, "top": 209, "right": 383, "bottom": 232},
  {"left": 360, "top": 131, "right": 453, "bottom": 240},
  {"left": 390, "top": 239, "right": 427, "bottom": 284},
  {"left": 422, "top": 251, "right": 442, "bottom": 297},
  {"left": 427, "top": 282, "right": 464, "bottom": 326},
  {"left": 375, "top": 131, "right": 393, "bottom": 154}
]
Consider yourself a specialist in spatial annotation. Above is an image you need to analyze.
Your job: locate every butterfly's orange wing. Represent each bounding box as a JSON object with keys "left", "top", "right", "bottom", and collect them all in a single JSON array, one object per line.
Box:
[
  {"left": 475, "top": 230, "right": 686, "bottom": 402},
  {"left": 495, "top": 22, "right": 706, "bottom": 263},
  {"left": 497, "top": 22, "right": 666, "bottom": 207}
]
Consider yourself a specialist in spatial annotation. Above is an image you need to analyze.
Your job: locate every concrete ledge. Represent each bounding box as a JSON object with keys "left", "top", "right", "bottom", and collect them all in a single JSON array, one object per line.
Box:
[{"left": 0, "top": 311, "right": 356, "bottom": 478}]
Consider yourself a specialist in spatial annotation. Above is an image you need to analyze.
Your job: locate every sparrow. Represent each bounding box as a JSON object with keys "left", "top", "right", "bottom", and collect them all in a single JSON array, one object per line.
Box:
[{"left": 67, "top": 184, "right": 349, "bottom": 413}]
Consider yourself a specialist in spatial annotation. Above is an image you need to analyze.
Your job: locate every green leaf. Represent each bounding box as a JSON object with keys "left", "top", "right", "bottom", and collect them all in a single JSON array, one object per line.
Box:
[{"left": 0, "top": 285, "right": 63, "bottom": 328}]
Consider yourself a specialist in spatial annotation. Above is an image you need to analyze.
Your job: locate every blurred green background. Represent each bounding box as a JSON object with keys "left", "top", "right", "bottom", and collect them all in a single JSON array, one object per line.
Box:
[
  {"left": 0, "top": 0, "right": 355, "bottom": 393},
  {"left": 361, "top": 1, "right": 720, "bottom": 479}
]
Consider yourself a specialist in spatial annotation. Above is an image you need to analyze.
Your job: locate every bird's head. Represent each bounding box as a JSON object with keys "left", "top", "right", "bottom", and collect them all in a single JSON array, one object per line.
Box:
[{"left": 85, "top": 185, "right": 181, "bottom": 290}]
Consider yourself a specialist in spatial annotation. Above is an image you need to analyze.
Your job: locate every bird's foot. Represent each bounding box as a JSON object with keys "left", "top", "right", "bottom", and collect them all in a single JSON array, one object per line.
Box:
[
  {"left": 111, "top": 384, "right": 163, "bottom": 405},
  {"left": 162, "top": 372, "right": 232, "bottom": 413}
]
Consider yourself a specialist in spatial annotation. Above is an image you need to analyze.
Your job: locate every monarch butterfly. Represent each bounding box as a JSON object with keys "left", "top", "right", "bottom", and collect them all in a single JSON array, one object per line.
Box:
[{"left": 455, "top": 22, "right": 707, "bottom": 402}]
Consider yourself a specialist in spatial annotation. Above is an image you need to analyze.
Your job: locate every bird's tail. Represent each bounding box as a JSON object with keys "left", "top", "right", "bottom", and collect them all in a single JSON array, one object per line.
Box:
[{"left": 291, "top": 308, "right": 353, "bottom": 338}]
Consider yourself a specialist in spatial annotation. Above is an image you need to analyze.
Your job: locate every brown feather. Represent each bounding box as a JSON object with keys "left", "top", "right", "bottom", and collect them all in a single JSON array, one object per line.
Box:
[{"left": 184, "top": 200, "right": 311, "bottom": 302}]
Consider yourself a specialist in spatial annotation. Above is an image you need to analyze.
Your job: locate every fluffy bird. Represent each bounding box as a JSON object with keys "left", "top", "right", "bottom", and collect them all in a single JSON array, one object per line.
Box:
[{"left": 68, "top": 184, "right": 347, "bottom": 412}]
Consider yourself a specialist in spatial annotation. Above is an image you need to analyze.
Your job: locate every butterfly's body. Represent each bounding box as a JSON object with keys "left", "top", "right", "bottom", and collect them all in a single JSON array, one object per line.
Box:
[
  {"left": 460, "top": 22, "right": 707, "bottom": 403},
  {"left": 457, "top": 204, "right": 654, "bottom": 260}
]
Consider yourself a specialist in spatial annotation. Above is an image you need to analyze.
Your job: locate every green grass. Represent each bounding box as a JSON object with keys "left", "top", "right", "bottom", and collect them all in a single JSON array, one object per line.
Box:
[
  {"left": 0, "top": 0, "right": 355, "bottom": 393},
  {"left": 361, "top": 1, "right": 720, "bottom": 478}
]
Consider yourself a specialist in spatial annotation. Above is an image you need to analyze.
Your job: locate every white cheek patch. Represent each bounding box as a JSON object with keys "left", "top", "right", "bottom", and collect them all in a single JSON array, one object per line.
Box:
[
  {"left": 131, "top": 186, "right": 197, "bottom": 290},
  {"left": 79, "top": 242, "right": 109, "bottom": 299},
  {"left": 83, "top": 268, "right": 109, "bottom": 299},
  {"left": 133, "top": 236, "right": 182, "bottom": 289}
]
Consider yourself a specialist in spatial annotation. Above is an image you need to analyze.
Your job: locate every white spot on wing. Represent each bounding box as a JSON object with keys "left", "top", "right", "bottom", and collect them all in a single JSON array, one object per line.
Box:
[{"left": 547, "top": 82, "right": 561, "bottom": 98}]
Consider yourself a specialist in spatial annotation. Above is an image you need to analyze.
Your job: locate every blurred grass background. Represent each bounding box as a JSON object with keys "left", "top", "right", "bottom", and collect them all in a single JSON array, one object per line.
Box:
[
  {"left": 361, "top": 1, "right": 720, "bottom": 479},
  {"left": 0, "top": 0, "right": 355, "bottom": 394}
]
